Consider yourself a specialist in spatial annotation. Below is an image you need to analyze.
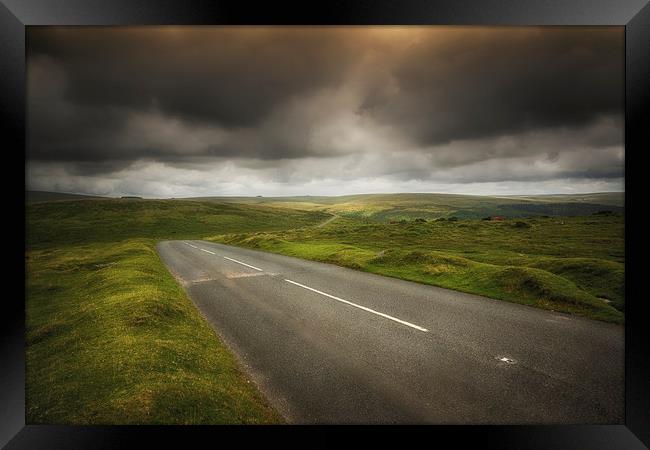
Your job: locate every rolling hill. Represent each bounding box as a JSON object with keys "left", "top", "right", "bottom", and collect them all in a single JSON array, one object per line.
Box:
[
  {"left": 27, "top": 190, "right": 107, "bottom": 203},
  {"left": 185, "top": 192, "right": 624, "bottom": 222}
]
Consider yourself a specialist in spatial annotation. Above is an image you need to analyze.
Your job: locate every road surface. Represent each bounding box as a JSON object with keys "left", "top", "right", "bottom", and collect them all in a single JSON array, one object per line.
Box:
[{"left": 157, "top": 240, "right": 624, "bottom": 424}]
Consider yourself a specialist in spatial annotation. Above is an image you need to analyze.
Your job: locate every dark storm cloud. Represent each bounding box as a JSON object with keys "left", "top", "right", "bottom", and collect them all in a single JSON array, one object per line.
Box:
[
  {"left": 362, "top": 27, "right": 623, "bottom": 145},
  {"left": 27, "top": 27, "right": 373, "bottom": 163},
  {"left": 28, "top": 27, "right": 360, "bottom": 127},
  {"left": 26, "top": 27, "right": 624, "bottom": 196}
]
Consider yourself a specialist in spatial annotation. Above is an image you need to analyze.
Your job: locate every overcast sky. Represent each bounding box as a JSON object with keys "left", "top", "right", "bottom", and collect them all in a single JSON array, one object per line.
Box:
[{"left": 26, "top": 26, "right": 624, "bottom": 198}]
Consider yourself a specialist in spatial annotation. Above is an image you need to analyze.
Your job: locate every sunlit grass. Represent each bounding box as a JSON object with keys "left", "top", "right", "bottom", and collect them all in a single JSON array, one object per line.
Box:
[
  {"left": 26, "top": 199, "right": 329, "bottom": 424},
  {"left": 209, "top": 215, "right": 624, "bottom": 323}
]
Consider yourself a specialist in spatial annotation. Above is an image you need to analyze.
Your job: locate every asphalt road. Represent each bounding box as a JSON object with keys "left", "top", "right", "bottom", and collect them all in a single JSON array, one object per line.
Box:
[{"left": 157, "top": 240, "right": 624, "bottom": 424}]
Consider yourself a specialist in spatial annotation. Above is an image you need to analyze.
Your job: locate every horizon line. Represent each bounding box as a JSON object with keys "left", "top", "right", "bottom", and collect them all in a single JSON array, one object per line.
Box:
[{"left": 26, "top": 189, "right": 625, "bottom": 200}]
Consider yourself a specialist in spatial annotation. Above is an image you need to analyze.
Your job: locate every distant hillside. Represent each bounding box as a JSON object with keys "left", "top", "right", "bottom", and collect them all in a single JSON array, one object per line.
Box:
[
  {"left": 27, "top": 191, "right": 107, "bottom": 203},
  {"left": 490, "top": 192, "right": 624, "bottom": 207},
  {"left": 184, "top": 192, "right": 624, "bottom": 222},
  {"left": 26, "top": 190, "right": 625, "bottom": 219},
  {"left": 27, "top": 198, "right": 329, "bottom": 246}
]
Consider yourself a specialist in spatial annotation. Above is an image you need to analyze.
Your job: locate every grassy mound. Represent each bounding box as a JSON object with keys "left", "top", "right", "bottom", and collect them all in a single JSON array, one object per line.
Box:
[
  {"left": 210, "top": 215, "right": 624, "bottom": 324},
  {"left": 366, "top": 250, "right": 622, "bottom": 323},
  {"left": 530, "top": 258, "right": 624, "bottom": 311},
  {"left": 26, "top": 239, "right": 283, "bottom": 424}
]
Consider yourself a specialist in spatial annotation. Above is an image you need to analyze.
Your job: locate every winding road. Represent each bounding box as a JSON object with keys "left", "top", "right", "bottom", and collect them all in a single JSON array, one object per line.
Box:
[{"left": 157, "top": 240, "right": 623, "bottom": 424}]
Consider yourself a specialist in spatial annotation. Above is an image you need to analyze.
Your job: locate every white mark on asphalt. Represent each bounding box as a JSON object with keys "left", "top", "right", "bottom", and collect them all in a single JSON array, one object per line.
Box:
[
  {"left": 200, "top": 248, "right": 215, "bottom": 255},
  {"left": 496, "top": 356, "right": 517, "bottom": 364},
  {"left": 283, "top": 279, "right": 428, "bottom": 332},
  {"left": 226, "top": 272, "right": 269, "bottom": 279},
  {"left": 223, "top": 256, "right": 263, "bottom": 271},
  {"left": 185, "top": 242, "right": 198, "bottom": 249}
]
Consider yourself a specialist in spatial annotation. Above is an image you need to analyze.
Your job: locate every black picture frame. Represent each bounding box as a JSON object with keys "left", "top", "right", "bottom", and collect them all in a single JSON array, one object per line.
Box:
[{"left": 3, "top": 0, "right": 649, "bottom": 448}]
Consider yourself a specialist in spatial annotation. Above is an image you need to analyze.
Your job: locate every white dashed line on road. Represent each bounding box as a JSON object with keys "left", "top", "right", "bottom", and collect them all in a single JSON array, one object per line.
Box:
[
  {"left": 284, "top": 279, "right": 428, "bottom": 332},
  {"left": 223, "top": 256, "right": 263, "bottom": 271},
  {"left": 190, "top": 243, "right": 426, "bottom": 332}
]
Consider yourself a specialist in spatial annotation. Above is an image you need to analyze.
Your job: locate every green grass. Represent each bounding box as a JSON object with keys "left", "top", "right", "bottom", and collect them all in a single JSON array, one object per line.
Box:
[
  {"left": 208, "top": 214, "right": 624, "bottom": 324},
  {"left": 190, "top": 192, "right": 624, "bottom": 221},
  {"left": 26, "top": 199, "right": 329, "bottom": 424},
  {"left": 26, "top": 194, "right": 625, "bottom": 424},
  {"left": 27, "top": 198, "right": 329, "bottom": 248}
]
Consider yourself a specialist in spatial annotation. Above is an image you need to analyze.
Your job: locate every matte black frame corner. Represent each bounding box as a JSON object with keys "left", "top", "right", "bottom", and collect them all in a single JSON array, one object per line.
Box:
[{"left": 3, "top": 1, "right": 649, "bottom": 448}]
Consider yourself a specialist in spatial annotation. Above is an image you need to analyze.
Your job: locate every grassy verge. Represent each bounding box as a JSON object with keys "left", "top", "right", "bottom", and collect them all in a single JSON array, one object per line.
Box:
[
  {"left": 26, "top": 199, "right": 329, "bottom": 424},
  {"left": 208, "top": 215, "right": 624, "bottom": 324},
  {"left": 26, "top": 239, "right": 283, "bottom": 424}
]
